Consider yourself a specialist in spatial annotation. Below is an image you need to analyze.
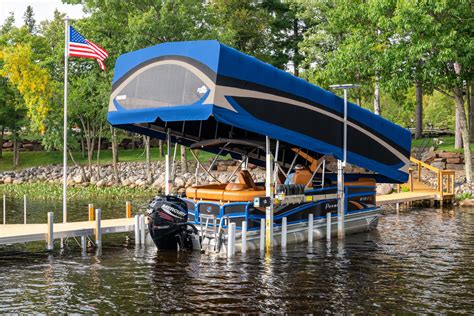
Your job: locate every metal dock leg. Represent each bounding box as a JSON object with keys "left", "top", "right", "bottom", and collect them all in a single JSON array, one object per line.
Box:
[
  {"left": 46, "top": 212, "right": 54, "bottom": 250},
  {"left": 260, "top": 218, "right": 265, "bottom": 251},
  {"left": 326, "top": 212, "right": 331, "bottom": 241},
  {"left": 308, "top": 214, "right": 314, "bottom": 245},
  {"left": 140, "top": 214, "right": 146, "bottom": 246},
  {"left": 281, "top": 217, "right": 287, "bottom": 248},
  {"left": 227, "top": 222, "right": 236, "bottom": 257},
  {"left": 81, "top": 236, "right": 87, "bottom": 252},
  {"left": 95, "top": 209, "right": 102, "bottom": 248},
  {"left": 3, "top": 194, "right": 6, "bottom": 225},
  {"left": 23, "top": 195, "right": 27, "bottom": 225},
  {"left": 134, "top": 215, "right": 140, "bottom": 245},
  {"left": 241, "top": 221, "right": 247, "bottom": 254}
]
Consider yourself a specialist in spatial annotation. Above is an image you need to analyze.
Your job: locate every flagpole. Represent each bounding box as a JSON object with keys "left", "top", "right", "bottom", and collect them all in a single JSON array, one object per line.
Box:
[{"left": 63, "top": 17, "right": 69, "bottom": 224}]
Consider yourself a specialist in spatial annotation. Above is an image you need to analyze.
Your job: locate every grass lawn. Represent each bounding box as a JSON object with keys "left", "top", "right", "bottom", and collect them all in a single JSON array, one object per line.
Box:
[
  {"left": 411, "top": 136, "right": 474, "bottom": 153},
  {"left": 0, "top": 147, "right": 216, "bottom": 172}
]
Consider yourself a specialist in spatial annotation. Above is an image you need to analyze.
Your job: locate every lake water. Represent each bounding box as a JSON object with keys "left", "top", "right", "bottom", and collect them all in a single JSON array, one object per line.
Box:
[{"left": 0, "top": 196, "right": 473, "bottom": 313}]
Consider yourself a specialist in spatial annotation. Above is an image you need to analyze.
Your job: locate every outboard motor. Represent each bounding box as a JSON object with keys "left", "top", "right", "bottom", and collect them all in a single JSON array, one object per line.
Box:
[{"left": 147, "top": 195, "right": 199, "bottom": 251}]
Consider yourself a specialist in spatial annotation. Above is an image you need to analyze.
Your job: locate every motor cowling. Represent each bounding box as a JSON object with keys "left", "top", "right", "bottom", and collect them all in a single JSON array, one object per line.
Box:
[{"left": 147, "top": 195, "right": 197, "bottom": 250}]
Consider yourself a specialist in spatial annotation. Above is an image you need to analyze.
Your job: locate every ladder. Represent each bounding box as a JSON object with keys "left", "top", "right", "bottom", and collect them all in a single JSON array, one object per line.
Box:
[
  {"left": 198, "top": 214, "right": 229, "bottom": 253},
  {"left": 199, "top": 214, "right": 218, "bottom": 252}
]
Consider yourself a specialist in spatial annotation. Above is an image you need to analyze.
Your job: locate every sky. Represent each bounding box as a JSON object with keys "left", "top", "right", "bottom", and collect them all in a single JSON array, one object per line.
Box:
[{"left": 0, "top": 0, "right": 84, "bottom": 26}]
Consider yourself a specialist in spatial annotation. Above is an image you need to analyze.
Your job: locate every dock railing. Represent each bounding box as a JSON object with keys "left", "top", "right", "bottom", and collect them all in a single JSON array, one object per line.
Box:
[{"left": 403, "top": 157, "right": 455, "bottom": 199}]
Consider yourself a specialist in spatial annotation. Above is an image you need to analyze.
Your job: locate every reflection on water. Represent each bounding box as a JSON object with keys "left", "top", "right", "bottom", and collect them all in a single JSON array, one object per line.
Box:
[{"left": 0, "top": 198, "right": 473, "bottom": 313}]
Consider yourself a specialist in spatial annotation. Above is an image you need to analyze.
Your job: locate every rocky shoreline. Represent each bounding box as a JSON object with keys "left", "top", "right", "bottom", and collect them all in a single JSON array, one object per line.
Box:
[
  {"left": 0, "top": 161, "right": 266, "bottom": 194},
  {"left": 1, "top": 160, "right": 473, "bottom": 203}
]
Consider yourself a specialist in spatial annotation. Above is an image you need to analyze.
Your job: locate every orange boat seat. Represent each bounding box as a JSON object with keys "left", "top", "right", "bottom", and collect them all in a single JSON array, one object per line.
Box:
[
  {"left": 185, "top": 170, "right": 266, "bottom": 202},
  {"left": 293, "top": 169, "right": 313, "bottom": 187}
]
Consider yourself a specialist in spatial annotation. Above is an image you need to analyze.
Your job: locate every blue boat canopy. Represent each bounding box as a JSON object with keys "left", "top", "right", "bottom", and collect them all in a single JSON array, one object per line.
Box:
[{"left": 108, "top": 40, "right": 411, "bottom": 183}]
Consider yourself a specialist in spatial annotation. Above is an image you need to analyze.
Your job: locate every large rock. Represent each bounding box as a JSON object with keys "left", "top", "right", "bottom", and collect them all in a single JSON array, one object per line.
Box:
[
  {"left": 174, "top": 177, "right": 185, "bottom": 188},
  {"left": 459, "top": 199, "right": 474, "bottom": 207},
  {"left": 446, "top": 163, "right": 465, "bottom": 171},
  {"left": 376, "top": 183, "right": 393, "bottom": 195},
  {"left": 421, "top": 151, "right": 437, "bottom": 164},
  {"left": 446, "top": 157, "right": 463, "bottom": 164},
  {"left": 121, "top": 178, "right": 131, "bottom": 186},
  {"left": 438, "top": 151, "right": 460, "bottom": 159},
  {"left": 2, "top": 141, "right": 13, "bottom": 149},
  {"left": 12, "top": 178, "right": 23, "bottom": 184},
  {"left": 73, "top": 174, "right": 83, "bottom": 184},
  {"left": 96, "top": 179, "right": 106, "bottom": 188},
  {"left": 431, "top": 160, "right": 446, "bottom": 170},
  {"left": 3, "top": 176, "right": 13, "bottom": 184}
]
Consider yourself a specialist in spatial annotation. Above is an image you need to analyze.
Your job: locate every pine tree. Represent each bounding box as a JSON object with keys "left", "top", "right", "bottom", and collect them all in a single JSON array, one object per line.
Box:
[{"left": 23, "top": 5, "right": 35, "bottom": 33}]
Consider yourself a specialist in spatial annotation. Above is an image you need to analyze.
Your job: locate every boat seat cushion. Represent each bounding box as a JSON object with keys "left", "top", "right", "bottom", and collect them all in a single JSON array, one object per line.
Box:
[
  {"left": 238, "top": 170, "right": 257, "bottom": 189},
  {"left": 293, "top": 169, "right": 313, "bottom": 187},
  {"left": 222, "top": 189, "right": 266, "bottom": 202},
  {"left": 185, "top": 181, "right": 265, "bottom": 202},
  {"left": 225, "top": 183, "right": 248, "bottom": 191}
]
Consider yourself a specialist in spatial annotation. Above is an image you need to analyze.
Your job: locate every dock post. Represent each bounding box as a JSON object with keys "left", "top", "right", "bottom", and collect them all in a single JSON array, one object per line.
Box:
[
  {"left": 227, "top": 222, "right": 236, "bottom": 257},
  {"left": 95, "top": 208, "right": 101, "bottom": 248},
  {"left": 88, "top": 204, "right": 94, "bottom": 221},
  {"left": 337, "top": 160, "right": 345, "bottom": 239},
  {"left": 126, "top": 201, "right": 132, "bottom": 218},
  {"left": 308, "top": 214, "right": 314, "bottom": 245},
  {"left": 134, "top": 215, "right": 140, "bottom": 245},
  {"left": 326, "top": 212, "right": 331, "bottom": 241},
  {"left": 3, "top": 194, "right": 5, "bottom": 225},
  {"left": 47, "top": 212, "right": 54, "bottom": 250},
  {"left": 260, "top": 218, "right": 265, "bottom": 251},
  {"left": 241, "top": 221, "right": 247, "bottom": 254},
  {"left": 23, "top": 195, "right": 27, "bottom": 225},
  {"left": 140, "top": 214, "right": 146, "bottom": 246},
  {"left": 281, "top": 217, "right": 287, "bottom": 248},
  {"left": 81, "top": 236, "right": 87, "bottom": 252}
]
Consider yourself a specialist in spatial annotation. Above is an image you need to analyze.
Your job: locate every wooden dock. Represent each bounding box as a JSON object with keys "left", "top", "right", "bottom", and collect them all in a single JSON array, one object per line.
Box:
[
  {"left": 0, "top": 218, "right": 135, "bottom": 245},
  {"left": 377, "top": 157, "right": 455, "bottom": 206}
]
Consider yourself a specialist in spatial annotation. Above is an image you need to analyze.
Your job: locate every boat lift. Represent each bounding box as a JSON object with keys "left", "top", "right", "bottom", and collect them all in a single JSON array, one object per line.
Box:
[{"left": 107, "top": 40, "right": 412, "bottom": 253}]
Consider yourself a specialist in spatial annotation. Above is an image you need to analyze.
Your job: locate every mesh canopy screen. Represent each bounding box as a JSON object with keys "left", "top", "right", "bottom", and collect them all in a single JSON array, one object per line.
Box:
[{"left": 116, "top": 64, "right": 208, "bottom": 109}]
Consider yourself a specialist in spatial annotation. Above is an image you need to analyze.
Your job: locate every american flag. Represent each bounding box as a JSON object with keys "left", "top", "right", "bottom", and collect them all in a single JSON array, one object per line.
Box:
[{"left": 68, "top": 26, "right": 108, "bottom": 70}]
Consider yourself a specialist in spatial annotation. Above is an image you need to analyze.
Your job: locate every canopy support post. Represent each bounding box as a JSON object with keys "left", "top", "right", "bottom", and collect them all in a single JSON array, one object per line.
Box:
[
  {"left": 165, "top": 128, "right": 171, "bottom": 195},
  {"left": 338, "top": 88, "right": 348, "bottom": 239},
  {"left": 265, "top": 136, "right": 274, "bottom": 252},
  {"left": 337, "top": 159, "right": 345, "bottom": 239}
]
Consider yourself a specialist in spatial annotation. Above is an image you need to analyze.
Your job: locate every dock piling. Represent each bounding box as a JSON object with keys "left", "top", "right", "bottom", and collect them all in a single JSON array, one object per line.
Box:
[
  {"left": 134, "top": 215, "right": 140, "bottom": 245},
  {"left": 326, "top": 212, "right": 331, "bottom": 241},
  {"left": 3, "top": 194, "right": 5, "bottom": 225},
  {"left": 95, "top": 209, "right": 102, "bottom": 248},
  {"left": 241, "top": 221, "right": 247, "bottom": 254},
  {"left": 126, "top": 201, "right": 132, "bottom": 218},
  {"left": 260, "top": 218, "right": 265, "bottom": 251},
  {"left": 140, "top": 214, "right": 146, "bottom": 246},
  {"left": 308, "top": 214, "right": 314, "bottom": 245},
  {"left": 88, "top": 204, "right": 94, "bottom": 221},
  {"left": 81, "top": 236, "right": 87, "bottom": 252},
  {"left": 281, "top": 217, "right": 287, "bottom": 248},
  {"left": 23, "top": 195, "right": 27, "bottom": 225},
  {"left": 46, "top": 212, "right": 54, "bottom": 250},
  {"left": 227, "top": 222, "right": 236, "bottom": 257}
]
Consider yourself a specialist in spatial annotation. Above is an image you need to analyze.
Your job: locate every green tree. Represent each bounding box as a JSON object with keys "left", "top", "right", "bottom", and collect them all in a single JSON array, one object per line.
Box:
[
  {"left": 210, "top": 0, "right": 273, "bottom": 62},
  {"left": 386, "top": 0, "right": 473, "bottom": 181},
  {"left": 23, "top": 5, "right": 36, "bottom": 33}
]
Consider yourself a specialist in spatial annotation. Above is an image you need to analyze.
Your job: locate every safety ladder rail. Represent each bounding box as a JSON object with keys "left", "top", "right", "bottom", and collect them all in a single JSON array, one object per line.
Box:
[
  {"left": 199, "top": 213, "right": 217, "bottom": 243},
  {"left": 401, "top": 157, "right": 455, "bottom": 198}
]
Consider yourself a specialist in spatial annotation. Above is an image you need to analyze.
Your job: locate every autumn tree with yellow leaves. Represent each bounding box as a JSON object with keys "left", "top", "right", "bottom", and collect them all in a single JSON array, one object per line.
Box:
[{"left": 0, "top": 43, "right": 52, "bottom": 134}]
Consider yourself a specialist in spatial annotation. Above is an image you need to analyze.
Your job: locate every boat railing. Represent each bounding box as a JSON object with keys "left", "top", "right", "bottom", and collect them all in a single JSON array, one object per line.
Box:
[{"left": 403, "top": 157, "right": 455, "bottom": 199}]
